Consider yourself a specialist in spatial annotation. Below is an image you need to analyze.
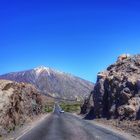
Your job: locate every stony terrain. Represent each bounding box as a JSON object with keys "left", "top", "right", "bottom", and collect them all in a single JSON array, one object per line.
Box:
[
  {"left": 84, "top": 54, "right": 140, "bottom": 120},
  {"left": 94, "top": 119, "right": 140, "bottom": 139},
  {"left": 0, "top": 66, "right": 94, "bottom": 101},
  {"left": 0, "top": 80, "right": 45, "bottom": 136}
]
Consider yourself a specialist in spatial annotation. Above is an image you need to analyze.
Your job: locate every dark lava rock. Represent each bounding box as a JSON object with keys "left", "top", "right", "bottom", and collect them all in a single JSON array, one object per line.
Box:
[{"left": 80, "top": 92, "right": 94, "bottom": 115}]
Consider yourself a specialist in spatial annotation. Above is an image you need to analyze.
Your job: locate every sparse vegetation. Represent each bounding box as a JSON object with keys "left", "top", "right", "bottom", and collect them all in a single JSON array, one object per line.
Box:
[
  {"left": 43, "top": 101, "right": 81, "bottom": 113},
  {"left": 60, "top": 102, "right": 81, "bottom": 113},
  {"left": 44, "top": 104, "right": 54, "bottom": 113}
]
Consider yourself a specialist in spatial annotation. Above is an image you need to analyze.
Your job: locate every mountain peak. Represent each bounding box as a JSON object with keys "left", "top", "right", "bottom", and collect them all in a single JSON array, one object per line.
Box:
[
  {"left": 34, "top": 66, "right": 66, "bottom": 76},
  {"left": 34, "top": 66, "right": 51, "bottom": 75},
  {"left": 0, "top": 66, "right": 94, "bottom": 100},
  {"left": 34, "top": 66, "right": 49, "bottom": 70}
]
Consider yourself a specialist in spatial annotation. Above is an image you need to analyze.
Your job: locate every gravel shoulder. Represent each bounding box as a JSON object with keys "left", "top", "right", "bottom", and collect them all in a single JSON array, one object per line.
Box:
[
  {"left": 73, "top": 114, "right": 139, "bottom": 140},
  {"left": 93, "top": 119, "right": 140, "bottom": 140},
  {"left": 89, "top": 119, "right": 139, "bottom": 140}
]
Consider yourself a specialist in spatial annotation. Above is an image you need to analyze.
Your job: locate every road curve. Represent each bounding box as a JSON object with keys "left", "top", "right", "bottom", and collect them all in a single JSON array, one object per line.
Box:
[{"left": 18, "top": 105, "right": 131, "bottom": 140}]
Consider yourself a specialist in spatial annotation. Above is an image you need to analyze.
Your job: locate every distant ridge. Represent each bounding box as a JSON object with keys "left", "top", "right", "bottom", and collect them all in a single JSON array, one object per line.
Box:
[{"left": 0, "top": 66, "right": 94, "bottom": 100}]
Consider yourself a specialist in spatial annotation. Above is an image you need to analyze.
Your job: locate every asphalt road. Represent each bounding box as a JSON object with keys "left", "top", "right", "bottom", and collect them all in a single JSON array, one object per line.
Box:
[{"left": 18, "top": 104, "right": 131, "bottom": 140}]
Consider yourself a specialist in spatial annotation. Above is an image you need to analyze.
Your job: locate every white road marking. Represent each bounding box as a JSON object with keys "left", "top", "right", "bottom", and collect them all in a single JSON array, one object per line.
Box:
[
  {"left": 15, "top": 114, "right": 50, "bottom": 140},
  {"left": 15, "top": 127, "right": 32, "bottom": 140}
]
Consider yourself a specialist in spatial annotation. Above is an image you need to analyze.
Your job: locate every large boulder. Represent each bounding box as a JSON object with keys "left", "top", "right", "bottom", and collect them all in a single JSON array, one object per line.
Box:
[
  {"left": 117, "top": 97, "right": 140, "bottom": 120},
  {"left": 91, "top": 54, "right": 140, "bottom": 120}
]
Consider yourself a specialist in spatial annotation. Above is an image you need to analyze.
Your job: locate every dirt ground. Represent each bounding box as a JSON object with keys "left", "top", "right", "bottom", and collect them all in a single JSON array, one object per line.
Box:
[{"left": 94, "top": 119, "right": 140, "bottom": 139}]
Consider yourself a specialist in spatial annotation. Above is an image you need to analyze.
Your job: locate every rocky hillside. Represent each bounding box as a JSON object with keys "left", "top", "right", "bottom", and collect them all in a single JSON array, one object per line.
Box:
[
  {"left": 0, "top": 80, "right": 44, "bottom": 135},
  {"left": 84, "top": 54, "right": 140, "bottom": 120},
  {"left": 0, "top": 66, "right": 94, "bottom": 100}
]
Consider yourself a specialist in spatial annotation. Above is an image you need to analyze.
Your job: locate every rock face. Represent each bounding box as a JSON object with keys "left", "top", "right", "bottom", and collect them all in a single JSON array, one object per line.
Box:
[
  {"left": 0, "top": 66, "right": 93, "bottom": 100},
  {"left": 0, "top": 80, "right": 43, "bottom": 135},
  {"left": 80, "top": 92, "right": 93, "bottom": 115},
  {"left": 80, "top": 91, "right": 95, "bottom": 120},
  {"left": 90, "top": 54, "right": 140, "bottom": 120}
]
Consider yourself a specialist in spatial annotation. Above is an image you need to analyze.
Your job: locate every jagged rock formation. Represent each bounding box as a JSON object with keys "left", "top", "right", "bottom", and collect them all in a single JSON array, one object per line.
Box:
[
  {"left": 89, "top": 54, "right": 140, "bottom": 120},
  {"left": 0, "top": 80, "right": 44, "bottom": 135},
  {"left": 80, "top": 91, "right": 95, "bottom": 120},
  {"left": 80, "top": 92, "right": 93, "bottom": 114},
  {"left": 0, "top": 66, "right": 94, "bottom": 100}
]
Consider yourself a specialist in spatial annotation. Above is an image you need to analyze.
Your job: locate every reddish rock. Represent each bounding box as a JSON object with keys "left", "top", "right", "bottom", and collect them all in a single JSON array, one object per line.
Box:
[{"left": 0, "top": 80, "right": 44, "bottom": 135}]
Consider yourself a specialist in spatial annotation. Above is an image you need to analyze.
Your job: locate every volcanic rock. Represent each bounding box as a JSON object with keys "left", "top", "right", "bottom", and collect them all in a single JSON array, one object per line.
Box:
[
  {"left": 0, "top": 80, "right": 44, "bottom": 135},
  {"left": 0, "top": 66, "right": 94, "bottom": 100},
  {"left": 89, "top": 54, "right": 140, "bottom": 120}
]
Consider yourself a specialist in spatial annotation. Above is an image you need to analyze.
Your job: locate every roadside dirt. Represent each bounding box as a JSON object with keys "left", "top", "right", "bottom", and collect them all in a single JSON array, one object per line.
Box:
[
  {"left": 93, "top": 119, "right": 140, "bottom": 140},
  {"left": 75, "top": 113, "right": 139, "bottom": 140}
]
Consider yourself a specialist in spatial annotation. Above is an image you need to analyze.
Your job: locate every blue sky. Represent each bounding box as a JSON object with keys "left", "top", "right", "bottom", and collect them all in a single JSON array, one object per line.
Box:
[{"left": 0, "top": 0, "right": 140, "bottom": 82}]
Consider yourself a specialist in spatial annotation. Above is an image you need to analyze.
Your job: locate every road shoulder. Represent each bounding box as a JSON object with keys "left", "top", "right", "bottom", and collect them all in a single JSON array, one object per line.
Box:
[
  {"left": 3, "top": 113, "right": 50, "bottom": 140},
  {"left": 72, "top": 113, "right": 139, "bottom": 140}
]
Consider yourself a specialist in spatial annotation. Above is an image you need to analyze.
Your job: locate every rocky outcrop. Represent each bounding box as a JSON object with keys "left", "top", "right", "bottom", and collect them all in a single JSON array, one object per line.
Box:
[
  {"left": 0, "top": 80, "right": 44, "bottom": 135},
  {"left": 90, "top": 54, "right": 140, "bottom": 120}
]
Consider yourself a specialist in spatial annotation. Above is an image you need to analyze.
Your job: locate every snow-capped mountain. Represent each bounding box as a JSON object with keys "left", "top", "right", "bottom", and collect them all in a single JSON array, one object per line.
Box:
[{"left": 0, "top": 66, "right": 94, "bottom": 100}]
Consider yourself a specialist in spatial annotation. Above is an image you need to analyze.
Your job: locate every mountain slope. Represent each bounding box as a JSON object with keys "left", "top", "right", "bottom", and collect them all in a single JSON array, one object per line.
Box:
[{"left": 0, "top": 66, "right": 94, "bottom": 100}]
